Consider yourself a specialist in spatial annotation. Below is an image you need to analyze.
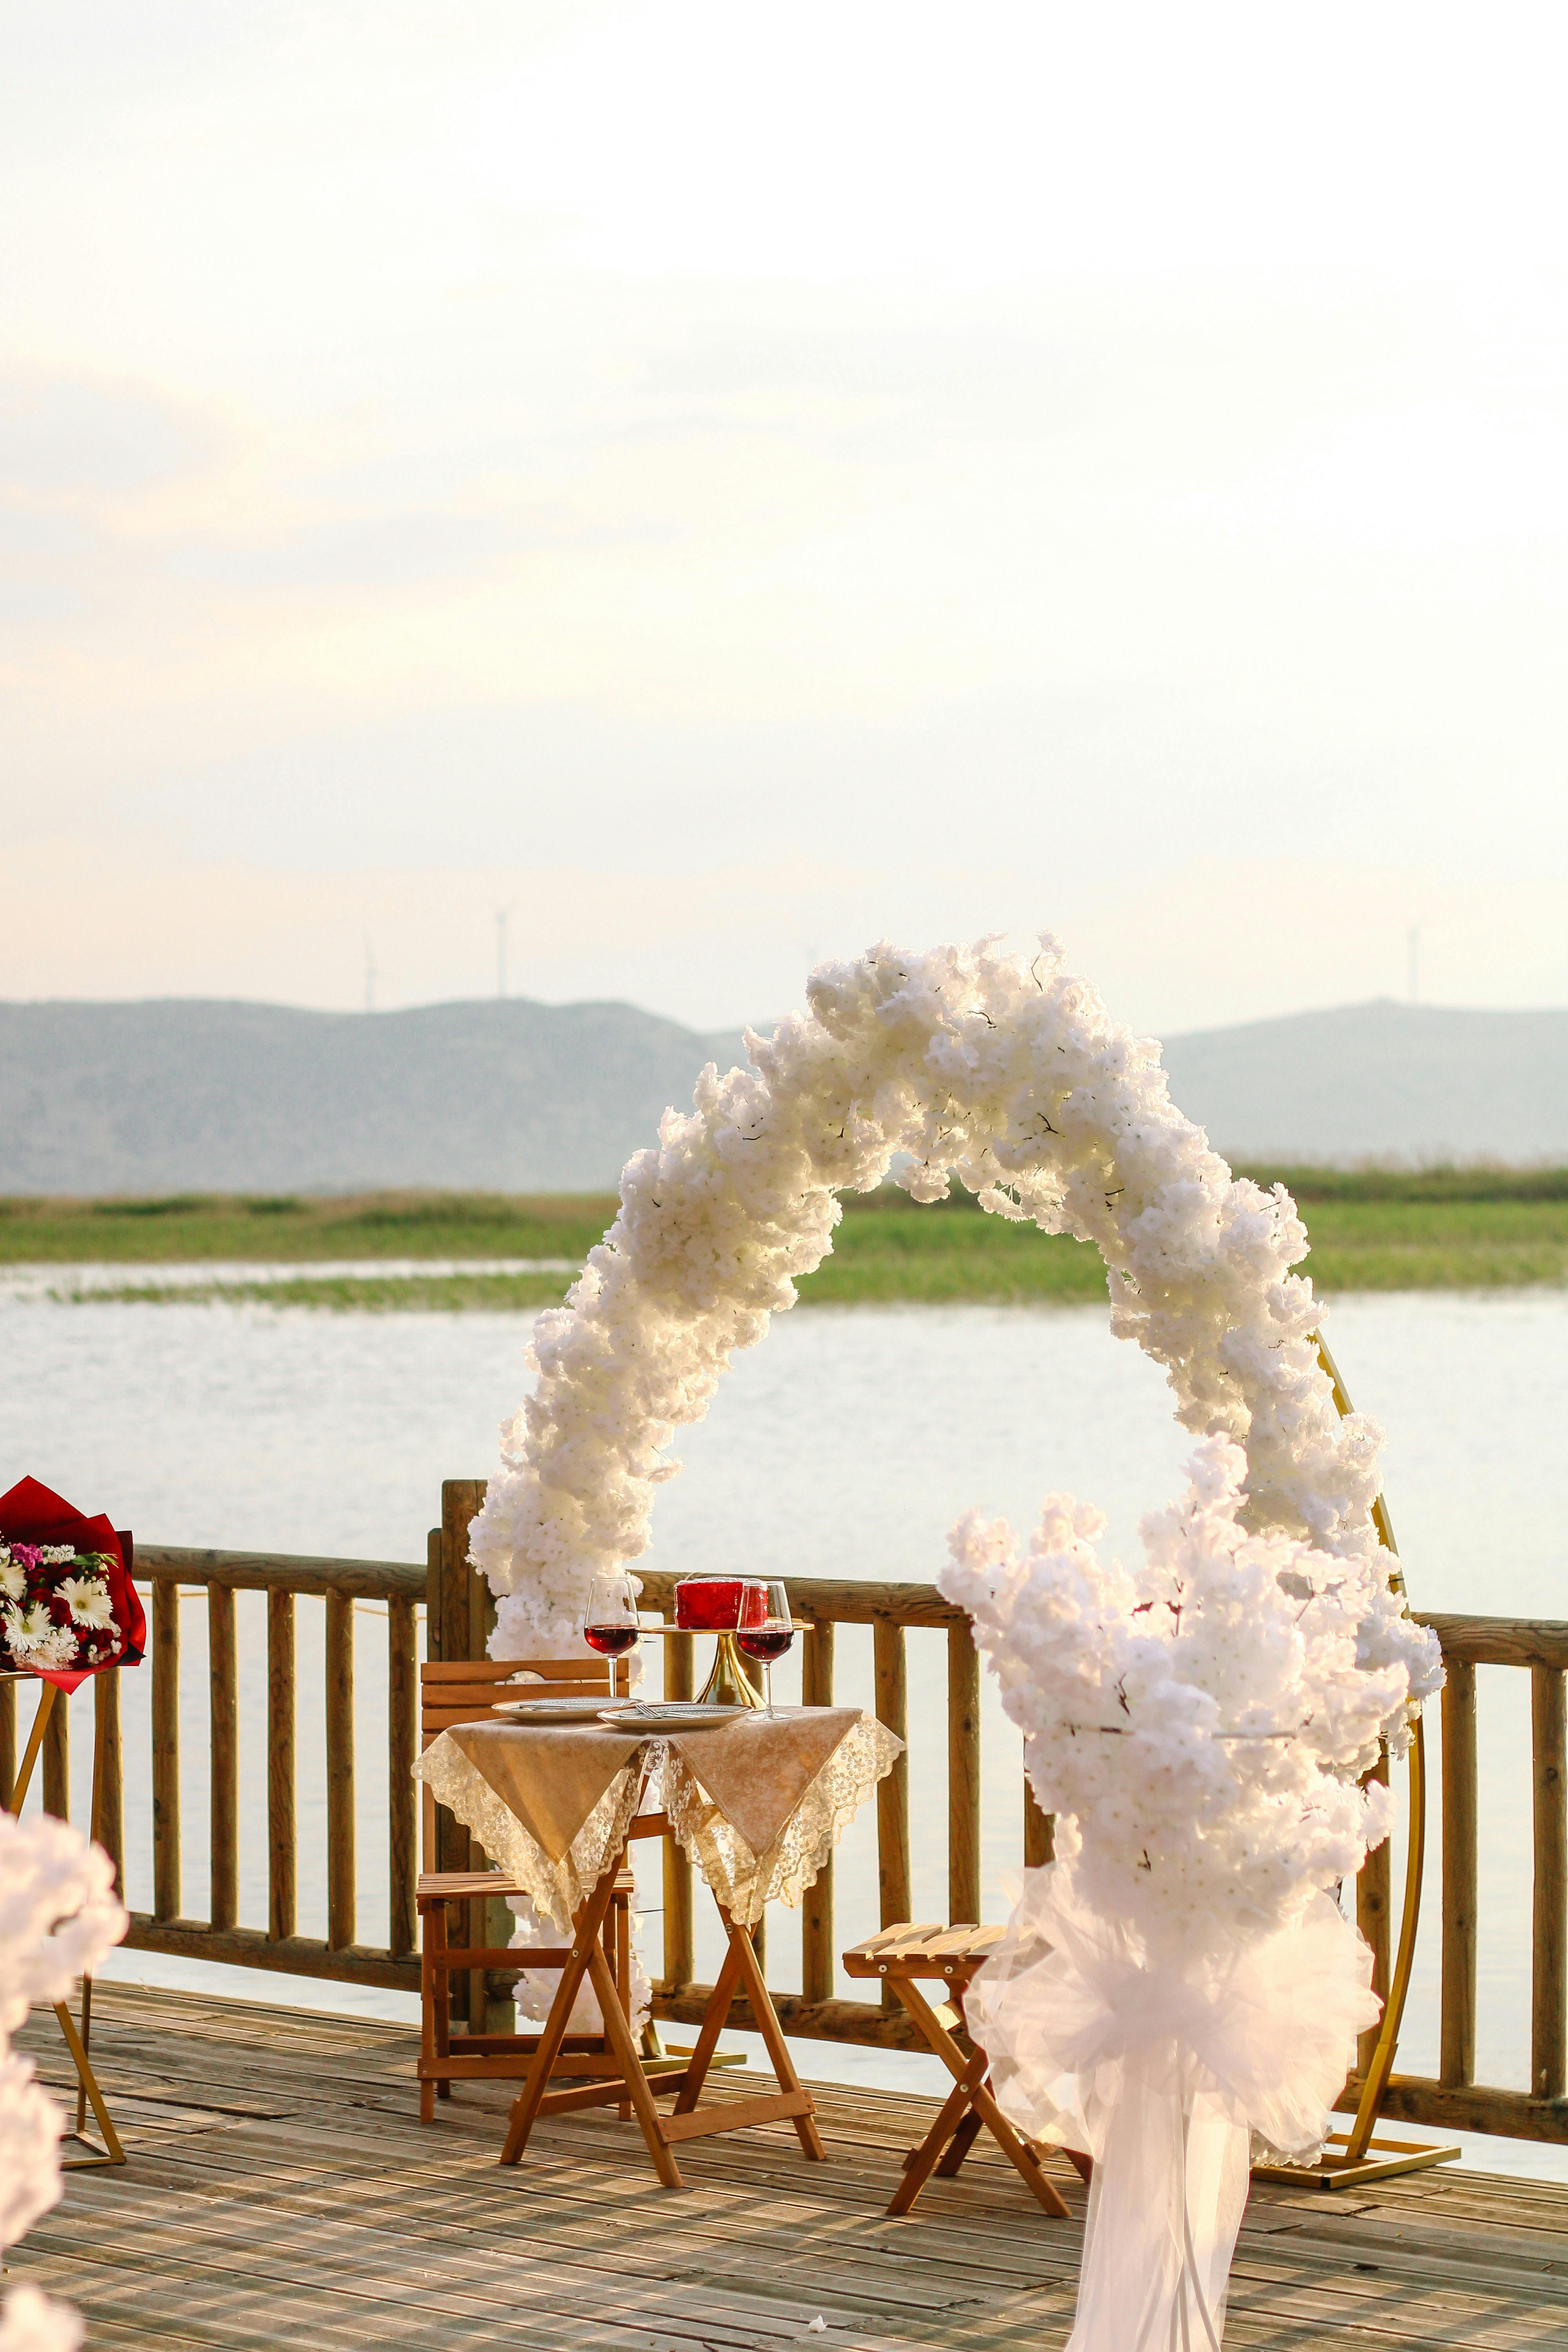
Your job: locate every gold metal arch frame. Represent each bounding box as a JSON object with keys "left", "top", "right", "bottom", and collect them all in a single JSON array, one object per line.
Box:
[
  {"left": 4, "top": 1672, "right": 127, "bottom": 2169},
  {"left": 1250, "top": 1336, "right": 1459, "bottom": 2190}
]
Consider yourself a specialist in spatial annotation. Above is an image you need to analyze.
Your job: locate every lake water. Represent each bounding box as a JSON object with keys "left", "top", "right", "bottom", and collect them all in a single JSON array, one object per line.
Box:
[{"left": 4, "top": 1286, "right": 1565, "bottom": 2174}]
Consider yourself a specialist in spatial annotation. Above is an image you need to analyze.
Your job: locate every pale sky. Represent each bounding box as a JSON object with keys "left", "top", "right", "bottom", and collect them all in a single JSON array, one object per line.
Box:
[{"left": 4, "top": 2, "right": 1566, "bottom": 1035}]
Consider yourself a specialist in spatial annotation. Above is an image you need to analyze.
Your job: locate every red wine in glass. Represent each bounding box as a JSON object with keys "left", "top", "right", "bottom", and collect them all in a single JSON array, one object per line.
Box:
[
  {"left": 584, "top": 1623, "right": 639, "bottom": 1657},
  {"left": 736, "top": 1626, "right": 793, "bottom": 1663},
  {"left": 584, "top": 1569, "right": 640, "bottom": 1695},
  {"left": 736, "top": 1581, "right": 793, "bottom": 1715}
]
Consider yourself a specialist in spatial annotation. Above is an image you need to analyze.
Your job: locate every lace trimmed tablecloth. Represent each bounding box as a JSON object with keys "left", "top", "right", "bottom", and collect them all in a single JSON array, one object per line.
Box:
[{"left": 414, "top": 1706, "right": 902, "bottom": 1931}]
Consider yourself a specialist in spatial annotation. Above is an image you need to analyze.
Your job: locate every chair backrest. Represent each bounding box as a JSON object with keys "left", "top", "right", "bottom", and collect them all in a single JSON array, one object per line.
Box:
[{"left": 420, "top": 1656, "right": 630, "bottom": 1746}]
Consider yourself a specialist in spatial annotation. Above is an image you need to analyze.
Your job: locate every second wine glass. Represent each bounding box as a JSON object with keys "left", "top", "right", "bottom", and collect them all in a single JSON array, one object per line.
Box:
[
  {"left": 737, "top": 1579, "right": 794, "bottom": 1718},
  {"left": 583, "top": 1569, "right": 640, "bottom": 1700}
]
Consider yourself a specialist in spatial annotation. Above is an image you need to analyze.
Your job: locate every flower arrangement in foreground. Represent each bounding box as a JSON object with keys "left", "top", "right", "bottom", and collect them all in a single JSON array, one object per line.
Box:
[
  {"left": 0, "top": 1481, "right": 145, "bottom": 1688},
  {"left": 0, "top": 1811, "right": 127, "bottom": 2349},
  {"left": 466, "top": 934, "right": 1441, "bottom": 2305}
]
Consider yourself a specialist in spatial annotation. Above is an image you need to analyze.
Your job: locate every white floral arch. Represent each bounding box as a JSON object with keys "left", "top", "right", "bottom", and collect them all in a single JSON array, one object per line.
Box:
[
  {"left": 474, "top": 932, "right": 1417, "bottom": 1696},
  {"left": 472, "top": 933, "right": 1442, "bottom": 2343}
]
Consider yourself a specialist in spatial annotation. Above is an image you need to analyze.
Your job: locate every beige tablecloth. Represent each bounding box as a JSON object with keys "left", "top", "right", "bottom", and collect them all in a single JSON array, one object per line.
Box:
[{"left": 414, "top": 1706, "right": 902, "bottom": 1929}]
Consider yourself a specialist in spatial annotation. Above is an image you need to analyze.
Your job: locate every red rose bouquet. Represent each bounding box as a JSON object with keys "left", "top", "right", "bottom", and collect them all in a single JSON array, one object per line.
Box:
[{"left": 0, "top": 1477, "right": 147, "bottom": 1691}]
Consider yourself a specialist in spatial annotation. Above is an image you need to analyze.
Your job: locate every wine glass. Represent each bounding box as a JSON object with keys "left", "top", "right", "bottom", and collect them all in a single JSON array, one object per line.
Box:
[
  {"left": 737, "top": 1580, "right": 793, "bottom": 1718},
  {"left": 583, "top": 1570, "right": 640, "bottom": 1701}
]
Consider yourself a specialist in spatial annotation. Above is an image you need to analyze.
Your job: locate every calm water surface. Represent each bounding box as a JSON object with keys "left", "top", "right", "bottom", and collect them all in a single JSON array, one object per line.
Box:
[{"left": 4, "top": 1289, "right": 1564, "bottom": 2170}]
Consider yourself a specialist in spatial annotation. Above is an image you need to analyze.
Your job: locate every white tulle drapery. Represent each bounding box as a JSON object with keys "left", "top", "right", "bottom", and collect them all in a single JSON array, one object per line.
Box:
[{"left": 967, "top": 1869, "right": 1379, "bottom": 2349}]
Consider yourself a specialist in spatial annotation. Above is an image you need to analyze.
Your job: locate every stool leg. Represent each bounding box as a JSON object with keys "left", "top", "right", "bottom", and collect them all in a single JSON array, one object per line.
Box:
[
  {"left": 419, "top": 1905, "right": 436, "bottom": 2123},
  {"left": 893, "top": 1978, "right": 1070, "bottom": 2220},
  {"left": 889, "top": 2043, "right": 988, "bottom": 2215},
  {"left": 432, "top": 1902, "right": 452, "bottom": 2100},
  {"left": 935, "top": 2110, "right": 984, "bottom": 2177},
  {"left": 614, "top": 1894, "right": 632, "bottom": 2122}
]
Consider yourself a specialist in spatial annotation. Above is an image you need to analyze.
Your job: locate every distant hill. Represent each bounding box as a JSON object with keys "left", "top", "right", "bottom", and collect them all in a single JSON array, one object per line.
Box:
[
  {"left": 1, "top": 995, "right": 1564, "bottom": 1194},
  {"left": 1160, "top": 1001, "right": 1568, "bottom": 1165},
  {"left": 0, "top": 998, "right": 746, "bottom": 1195}
]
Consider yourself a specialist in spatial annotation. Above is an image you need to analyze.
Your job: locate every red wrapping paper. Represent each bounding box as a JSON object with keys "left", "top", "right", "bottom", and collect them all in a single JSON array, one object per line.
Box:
[{"left": 0, "top": 1475, "right": 146, "bottom": 1692}]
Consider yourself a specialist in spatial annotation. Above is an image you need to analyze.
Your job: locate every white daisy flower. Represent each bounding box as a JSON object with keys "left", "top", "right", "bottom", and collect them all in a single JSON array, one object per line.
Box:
[
  {"left": 6, "top": 1601, "right": 54, "bottom": 1647},
  {"left": 0, "top": 1557, "right": 24, "bottom": 1603},
  {"left": 57, "top": 1576, "right": 113, "bottom": 1630},
  {"left": 5, "top": 1604, "right": 77, "bottom": 1668}
]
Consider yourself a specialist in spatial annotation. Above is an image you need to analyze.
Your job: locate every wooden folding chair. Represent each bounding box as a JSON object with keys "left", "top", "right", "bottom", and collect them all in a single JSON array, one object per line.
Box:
[
  {"left": 843, "top": 1923, "right": 1086, "bottom": 2217},
  {"left": 418, "top": 1657, "right": 674, "bottom": 2120}
]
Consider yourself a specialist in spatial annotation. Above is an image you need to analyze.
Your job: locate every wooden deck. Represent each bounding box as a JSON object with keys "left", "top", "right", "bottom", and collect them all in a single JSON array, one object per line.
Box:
[{"left": 13, "top": 1983, "right": 1568, "bottom": 2350}]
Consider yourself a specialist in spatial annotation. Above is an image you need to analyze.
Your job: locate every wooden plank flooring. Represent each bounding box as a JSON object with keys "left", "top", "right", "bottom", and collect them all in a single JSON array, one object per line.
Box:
[{"left": 11, "top": 1984, "right": 1568, "bottom": 2350}]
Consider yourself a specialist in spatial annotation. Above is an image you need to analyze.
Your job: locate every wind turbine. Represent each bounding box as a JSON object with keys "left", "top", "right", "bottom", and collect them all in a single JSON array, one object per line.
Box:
[{"left": 495, "top": 903, "right": 517, "bottom": 1000}]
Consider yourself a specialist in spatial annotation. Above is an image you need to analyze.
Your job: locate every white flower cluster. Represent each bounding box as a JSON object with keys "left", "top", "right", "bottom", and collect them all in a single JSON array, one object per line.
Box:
[
  {"left": 943, "top": 1436, "right": 1417, "bottom": 1951},
  {"left": 0, "top": 1548, "right": 116, "bottom": 1673},
  {"left": 0, "top": 1811, "right": 125, "bottom": 2349},
  {"left": 0, "top": 1614, "right": 74, "bottom": 1673},
  {"left": 472, "top": 936, "right": 1437, "bottom": 1751}
]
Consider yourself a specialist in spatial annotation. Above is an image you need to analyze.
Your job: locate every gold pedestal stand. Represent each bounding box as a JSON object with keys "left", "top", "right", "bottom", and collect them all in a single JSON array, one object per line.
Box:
[
  {"left": 695, "top": 1632, "right": 765, "bottom": 1710},
  {"left": 5, "top": 1672, "right": 126, "bottom": 2169},
  {"left": 1250, "top": 1336, "right": 1459, "bottom": 2192}
]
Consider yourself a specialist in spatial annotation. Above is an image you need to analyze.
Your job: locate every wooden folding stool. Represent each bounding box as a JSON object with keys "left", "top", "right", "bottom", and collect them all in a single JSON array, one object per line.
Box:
[{"left": 844, "top": 1923, "right": 1084, "bottom": 2218}]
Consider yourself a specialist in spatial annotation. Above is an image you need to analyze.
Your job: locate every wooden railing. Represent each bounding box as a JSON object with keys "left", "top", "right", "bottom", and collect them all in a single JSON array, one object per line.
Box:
[
  {"left": 1347, "top": 1613, "right": 1568, "bottom": 2145},
  {"left": 24, "top": 1545, "right": 429, "bottom": 1992},
  {"left": 1, "top": 1490, "right": 1563, "bottom": 2139}
]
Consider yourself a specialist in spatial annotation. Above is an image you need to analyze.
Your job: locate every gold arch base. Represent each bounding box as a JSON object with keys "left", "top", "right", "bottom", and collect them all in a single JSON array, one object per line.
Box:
[{"left": 1249, "top": 1338, "right": 1459, "bottom": 2190}]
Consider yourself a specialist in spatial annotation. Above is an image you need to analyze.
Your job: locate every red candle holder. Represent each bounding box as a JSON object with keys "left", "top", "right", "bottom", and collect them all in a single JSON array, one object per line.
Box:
[
  {"left": 673, "top": 1577, "right": 766, "bottom": 1705},
  {"left": 673, "top": 1577, "right": 766, "bottom": 1633}
]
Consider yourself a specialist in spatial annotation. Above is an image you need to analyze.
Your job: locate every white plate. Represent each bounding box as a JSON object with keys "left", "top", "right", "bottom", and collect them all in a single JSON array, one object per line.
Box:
[
  {"left": 607, "top": 1702, "right": 748, "bottom": 1732},
  {"left": 494, "top": 1695, "right": 630, "bottom": 1725}
]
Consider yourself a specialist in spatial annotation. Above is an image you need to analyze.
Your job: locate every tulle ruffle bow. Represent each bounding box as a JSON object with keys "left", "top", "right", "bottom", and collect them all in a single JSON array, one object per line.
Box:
[{"left": 966, "top": 1864, "right": 1380, "bottom": 2351}]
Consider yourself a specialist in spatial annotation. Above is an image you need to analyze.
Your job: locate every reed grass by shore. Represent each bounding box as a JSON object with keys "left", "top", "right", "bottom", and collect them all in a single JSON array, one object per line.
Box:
[{"left": 5, "top": 1174, "right": 1567, "bottom": 1306}]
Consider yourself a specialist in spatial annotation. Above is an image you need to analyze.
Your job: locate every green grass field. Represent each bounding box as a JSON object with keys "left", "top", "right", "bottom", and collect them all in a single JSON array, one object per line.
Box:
[{"left": 4, "top": 1172, "right": 1566, "bottom": 1308}]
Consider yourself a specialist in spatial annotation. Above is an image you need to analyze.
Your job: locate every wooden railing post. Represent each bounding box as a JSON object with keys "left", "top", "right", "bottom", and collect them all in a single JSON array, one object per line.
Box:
[
  {"left": 325, "top": 1591, "right": 356, "bottom": 1951},
  {"left": 152, "top": 1578, "right": 181, "bottom": 1922},
  {"left": 1357, "top": 1747, "right": 1392, "bottom": 2081},
  {"left": 873, "top": 1619, "right": 911, "bottom": 2007},
  {"left": 1440, "top": 1659, "right": 1478, "bottom": 2087},
  {"left": 435, "top": 1486, "right": 474, "bottom": 1889},
  {"left": 1023, "top": 1780, "right": 1054, "bottom": 1869},
  {"left": 93, "top": 1669, "right": 123, "bottom": 1894},
  {"left": 388, "top": 1593, "right": 417, "bottom": 1957},
  {"left": 947, "top": 1620, "right": 980, "bottom": 1924},
  {"left": 662, "top": 1629, "right": 695, "bottom": 1994},
  {"left": 441, "top": 1477, "right": 490, "bottom": 2026},
  {"left": 42, "top": 1677, "right": 69, "bottom": 1820},
  {"left": 267, "top": 1590, "right": 295, "bottom": 1942},
  {"left": 1532, "top": 1664, "right": 1566, "bottom": 2100},
  {"left": 209, "top": 1585, "right": 238, "bottom": 1931},
  {"left": 801, "top": 1620, "right": 835, "bottom": 2003}
]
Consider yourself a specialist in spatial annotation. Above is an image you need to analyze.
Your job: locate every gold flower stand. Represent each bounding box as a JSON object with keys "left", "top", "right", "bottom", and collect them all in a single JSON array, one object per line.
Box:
[
  {"left": 1250, "top": 1337, "right": 1460, "bottom": 2190},
  {"left": 4, "top": 1670, "right": 126, "bottom": 2169}
]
